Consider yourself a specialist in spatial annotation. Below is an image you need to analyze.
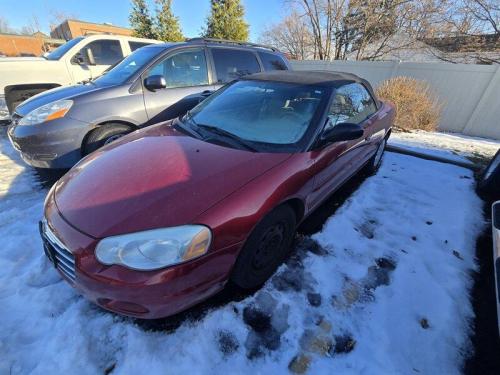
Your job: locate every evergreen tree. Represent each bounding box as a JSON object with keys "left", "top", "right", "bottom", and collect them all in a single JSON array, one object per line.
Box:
[
  {"left": 155, "top": 0, "right": 184, "bottom": 42},
  {"left": 204, "top": 0, "right": 249, "bottom": 41},
  {"left": 129, "top": 0, "right": 156, "bottom": 39}
]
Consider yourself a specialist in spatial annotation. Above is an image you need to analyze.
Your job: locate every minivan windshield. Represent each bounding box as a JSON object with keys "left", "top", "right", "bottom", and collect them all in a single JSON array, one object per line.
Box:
[
  {"left": 46, "top": 37, "right": 84, "bottom": 60},
  {"left": 186, "top": 80, "right": 326, "bottom": 152},
  {"left": 94, "top": 46, "right": 164, "bottom": 86}
]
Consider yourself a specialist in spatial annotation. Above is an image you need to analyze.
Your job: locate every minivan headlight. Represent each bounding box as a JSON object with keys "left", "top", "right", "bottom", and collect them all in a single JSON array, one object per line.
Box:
[
  {"left": 19, "top": 99, "right": 73, "bottom": 126},
  {"left": 95, "top": 225, "right": 212, "bottom": 271}
]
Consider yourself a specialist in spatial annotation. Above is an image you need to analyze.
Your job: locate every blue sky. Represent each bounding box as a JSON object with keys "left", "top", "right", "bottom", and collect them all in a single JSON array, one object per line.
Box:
[{"left": 0, "top": 0, "right": 286, "bottom": 41}]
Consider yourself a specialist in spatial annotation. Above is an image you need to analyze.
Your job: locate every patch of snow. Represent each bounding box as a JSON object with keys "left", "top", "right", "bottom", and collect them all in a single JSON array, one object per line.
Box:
[
  {"left": 0, "top": 132, "right": 484, "bottom": 374},
  {"left": 389, "top": 130, "right": 500, "bottom": 164}
]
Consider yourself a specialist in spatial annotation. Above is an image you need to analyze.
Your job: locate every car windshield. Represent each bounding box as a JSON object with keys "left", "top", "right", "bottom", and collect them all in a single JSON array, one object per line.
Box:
[
  {"left": 187, "top": 80, "right": 326, "bottom": 151},
  {"left": 46, "top": 37, "right": 85, "bottom": 60},
  {"left": 94, "top": 46, "right": 164, "bottom": 86}
]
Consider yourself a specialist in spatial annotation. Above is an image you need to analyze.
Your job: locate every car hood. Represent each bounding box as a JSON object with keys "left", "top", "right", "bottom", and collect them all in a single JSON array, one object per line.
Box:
[
  {"left": 16, "top": 83, "right": 106, "bottom": 116},
  {"left": 54, "top": 123, "right": 291, "bottom": 239}
]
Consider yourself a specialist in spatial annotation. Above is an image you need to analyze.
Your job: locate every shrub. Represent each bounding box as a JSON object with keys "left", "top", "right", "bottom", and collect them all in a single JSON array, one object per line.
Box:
[{"left": 376, "top": 76, "right": 442, "bottom": 132}]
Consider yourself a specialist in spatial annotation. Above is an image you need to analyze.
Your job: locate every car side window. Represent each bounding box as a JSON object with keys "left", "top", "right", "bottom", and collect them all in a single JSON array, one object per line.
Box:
[
  {"left": 258, "top": 52, "right": 288, "bottom": 71},
  {"left": 82, "top": 40, "right": 123, "bottom": 65},
  {"left": 326, "top": 83, "right": 377, "bottom": 130},
  {"left": 129, "top": 41, "right": 152, "bottom": 52},
  {"left": 211, "top": 48, "right": 261, "bottom": 83},
  {"left": 147, "top": 48, "right": 209, "bottom": 88}
]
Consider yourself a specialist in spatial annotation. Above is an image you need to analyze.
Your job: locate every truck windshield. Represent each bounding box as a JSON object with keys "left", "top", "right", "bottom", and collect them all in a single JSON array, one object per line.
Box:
[
  {"left": 46, "top": 37, "right": 85, "bottom": 60},
  {"left": 94, "top": 46, "right": 164, "bottom": 86}
]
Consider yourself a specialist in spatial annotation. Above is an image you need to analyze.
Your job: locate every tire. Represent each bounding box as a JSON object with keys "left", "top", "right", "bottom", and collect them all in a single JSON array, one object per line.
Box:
[
  {"left": 478, "top": 149, "right": 500, "bottom": 198},
  {"left": 231, "top": 205, "right": 296, "bottom": 289},
  {"left": 83, "top": 123, "right": 132, "bottom": 155},
  {"left": 364, "top": 138, "right": 387, "bottom": 174}
]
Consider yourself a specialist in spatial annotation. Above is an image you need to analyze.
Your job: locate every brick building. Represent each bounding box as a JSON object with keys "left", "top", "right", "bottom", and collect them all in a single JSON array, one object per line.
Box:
[
  {"left": 0, "top": 19, "right": 134, "bottom": 58},
  {"left": 50, "top": 19, "right": 133, "bottom": 40},
  {"left": 0, "top": 32, "right": 64, "bottom": 57}
]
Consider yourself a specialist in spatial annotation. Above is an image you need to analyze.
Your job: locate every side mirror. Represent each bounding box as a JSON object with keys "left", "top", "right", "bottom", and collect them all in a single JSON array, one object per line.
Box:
[
  {"left": 72, "top": 52, "right": 85, "bottom": 65},
  {"left": 144, "top": 75, "right": 167, "bottom": 91},
  {"left": 319, "top": 121, "right": 364, "bottom": 146},
  {"left": 84, "top": 48, "right": 96, "bottom": 65}
]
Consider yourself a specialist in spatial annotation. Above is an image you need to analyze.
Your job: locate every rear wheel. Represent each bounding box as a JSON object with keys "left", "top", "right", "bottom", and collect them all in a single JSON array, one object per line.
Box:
[
  {"left": 83, "top": 123, "right": 132, "bottom": 155},
  {"left": 231, "top": 205, "right": 296, "bottom": 289},
  {"left": 364, "top": 138, "right": 387, "bottom": 174},
  {"left": 478, "top": 149, "right": 500, "bottom": 199}
]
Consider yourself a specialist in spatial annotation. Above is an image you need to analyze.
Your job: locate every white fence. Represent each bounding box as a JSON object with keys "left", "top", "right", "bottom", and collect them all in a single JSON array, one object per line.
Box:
[{"left": 292, "top": 60, "right": 500, "bottom": 140}]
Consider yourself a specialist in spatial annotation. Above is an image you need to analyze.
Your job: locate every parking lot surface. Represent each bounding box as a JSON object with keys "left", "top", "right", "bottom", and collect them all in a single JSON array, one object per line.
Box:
[{"left": 0, "top": 131, "right": 484, "bottom": 374}]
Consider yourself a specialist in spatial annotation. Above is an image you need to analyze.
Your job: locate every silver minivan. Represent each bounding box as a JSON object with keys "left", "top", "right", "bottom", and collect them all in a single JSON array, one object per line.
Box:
[{"left": 8, "top": 38, "right": 290, "bottom": 168}]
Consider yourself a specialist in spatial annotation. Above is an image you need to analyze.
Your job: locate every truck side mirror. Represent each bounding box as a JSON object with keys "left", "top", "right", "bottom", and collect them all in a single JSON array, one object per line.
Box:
[
  {"left": 72, "top": 52, "right": 85, "bottom": 65},
  {"left": 84, "top": 48, "right": 96, "bottom": 66}
]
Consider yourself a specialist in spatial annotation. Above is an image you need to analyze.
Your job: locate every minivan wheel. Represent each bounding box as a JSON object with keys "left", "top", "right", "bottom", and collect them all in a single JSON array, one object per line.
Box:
[
  {"left": 230, "top": 205, "right": 296, "bottom": 289},
  {"left": 477, "top": 149, "right": 500, "bottom": 198},
  {"left": 83, "top": 123, "right": 133, "bottom": 155}
]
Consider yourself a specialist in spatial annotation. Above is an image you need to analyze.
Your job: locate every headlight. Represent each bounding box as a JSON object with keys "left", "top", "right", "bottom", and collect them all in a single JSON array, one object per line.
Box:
[
  {"left": 95, "top": 225, "right": 212, "bottom": 271},
  {"left": 19, "top": 99, "right": 73, "bottom": 126},
  {"left": 0, "top": 95, "right": 9, "bottom": 121}
]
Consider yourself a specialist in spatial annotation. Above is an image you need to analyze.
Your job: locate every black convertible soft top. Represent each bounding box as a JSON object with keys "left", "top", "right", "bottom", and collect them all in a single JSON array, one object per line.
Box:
[{"left": 243, "top": 70, "right": 377, "bottom": 102}]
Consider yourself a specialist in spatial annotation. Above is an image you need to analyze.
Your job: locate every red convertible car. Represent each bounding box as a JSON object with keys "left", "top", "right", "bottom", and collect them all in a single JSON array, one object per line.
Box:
[{"left": 41, "top": 71, "right": 394, "bottom": 318}]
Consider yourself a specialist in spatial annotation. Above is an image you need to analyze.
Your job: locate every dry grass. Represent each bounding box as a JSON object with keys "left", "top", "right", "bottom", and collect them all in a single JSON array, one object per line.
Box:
[{"left": 376, "top": 76, "right": 443, "bottom": 132}]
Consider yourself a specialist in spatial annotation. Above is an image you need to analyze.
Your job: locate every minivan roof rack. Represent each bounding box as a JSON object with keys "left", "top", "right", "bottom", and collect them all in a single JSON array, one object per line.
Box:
[{"left": 186, "top": 37, "right": 278, "bottom": 52}]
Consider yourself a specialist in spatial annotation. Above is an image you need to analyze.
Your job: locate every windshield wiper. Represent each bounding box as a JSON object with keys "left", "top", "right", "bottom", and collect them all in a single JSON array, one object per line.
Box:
[
  {"left": 174, "top": 118, "right": 203, "bottom": 138},
  {"left": 196, "top": 124, "right": 258, "bottom": 152}
]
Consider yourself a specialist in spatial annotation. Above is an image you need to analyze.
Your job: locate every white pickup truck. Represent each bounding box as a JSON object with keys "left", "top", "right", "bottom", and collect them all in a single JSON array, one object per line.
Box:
[{"left": 0, "top": 34, "right": 159, "bottom": 123}]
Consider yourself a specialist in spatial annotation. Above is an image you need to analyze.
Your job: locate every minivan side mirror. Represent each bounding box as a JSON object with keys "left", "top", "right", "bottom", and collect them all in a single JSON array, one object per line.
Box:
[
  {"left": 144, "top": 75, "right": 167, "bottom": 91},
  {"left": 318, "top": 121, "right": 364, "bottom": 147}
]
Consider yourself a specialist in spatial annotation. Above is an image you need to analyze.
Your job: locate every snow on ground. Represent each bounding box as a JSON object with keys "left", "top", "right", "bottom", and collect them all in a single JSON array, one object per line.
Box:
[
  {"left": 389, "top": 130, "right": 500, "bottom": 165},
  {"left": 0, "top": 131, "right": 485, "bottom": 375}
]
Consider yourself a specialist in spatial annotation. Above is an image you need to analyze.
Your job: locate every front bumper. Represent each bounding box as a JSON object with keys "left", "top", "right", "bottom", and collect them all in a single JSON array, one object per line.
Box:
[
  {"left": 492, "top": 201, "right": 500, "bottom": 334},
  {"left": 42, "top": 195, "right": 242, "bottom": 319},
  {"left": 7, "top": 115, "right": 90, "bottom": 169}
]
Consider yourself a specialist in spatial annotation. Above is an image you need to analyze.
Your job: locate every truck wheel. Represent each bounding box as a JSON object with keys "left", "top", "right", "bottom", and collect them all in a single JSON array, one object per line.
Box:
[
  {"left": 478, "top": 149, "right": 500, "bottom": 199},
  {"left": 230, "top": 205, "right": 296, "bottom": 289},
  {"left": 83, "top": 124, "right": 132, "bottom": 155}
]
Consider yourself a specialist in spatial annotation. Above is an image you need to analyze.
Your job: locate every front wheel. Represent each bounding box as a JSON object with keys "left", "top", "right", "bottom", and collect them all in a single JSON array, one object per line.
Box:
[
  {"left": 230, "top": 205, "right": 296, "bottom": 289},
  {"left": 83, "top": 123, "right": 132, "bottom": 156}
]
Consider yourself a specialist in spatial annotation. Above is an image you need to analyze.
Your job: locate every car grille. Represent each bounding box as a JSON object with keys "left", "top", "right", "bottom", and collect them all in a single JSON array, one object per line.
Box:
[{"left": 40, "top": 219, "right": 76, "bottom": 282}]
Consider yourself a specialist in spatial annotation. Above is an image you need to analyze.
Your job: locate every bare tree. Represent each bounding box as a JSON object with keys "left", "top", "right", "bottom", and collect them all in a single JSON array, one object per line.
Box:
[
  {"left": 49, "top": 10, "right": 78, "bottom": 31},
  {"left": 0, "top": 16, "right": 14, "bottom": 34},
  {"left": 19, "top": 15, "right": 44, "bottom": 35},
  {"left": 259, "top": 11, "right": 314, "bottom": 59},
  {"left": 428, "top": 0, "right": 500, "bottom": 63}
]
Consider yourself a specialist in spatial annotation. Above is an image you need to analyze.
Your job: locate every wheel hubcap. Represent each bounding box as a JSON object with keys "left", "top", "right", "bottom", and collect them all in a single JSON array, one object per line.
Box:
[{"left": 252, "top": 223, "right": 285, "bottom": 270}]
